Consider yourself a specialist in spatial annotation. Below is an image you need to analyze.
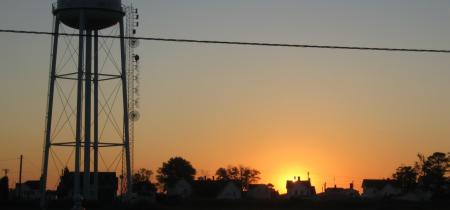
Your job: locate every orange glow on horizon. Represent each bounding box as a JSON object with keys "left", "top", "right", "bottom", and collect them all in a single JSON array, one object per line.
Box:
[{"left": 270, "top": 167, "right": 313, "bottom": 194}]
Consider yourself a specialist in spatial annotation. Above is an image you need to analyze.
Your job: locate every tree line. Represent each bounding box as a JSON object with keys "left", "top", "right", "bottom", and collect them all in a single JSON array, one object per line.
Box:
[
  {"left": 392, "top": 152, "right": 449, "bottom": 196},
  {"left": 132, "top": 157, "right": 261, "bottom": 196}
]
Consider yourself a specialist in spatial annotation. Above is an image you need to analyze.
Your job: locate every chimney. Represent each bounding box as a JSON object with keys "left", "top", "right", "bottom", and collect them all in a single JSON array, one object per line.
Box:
[
  {"left": 350, "top": 182, "right": 354, "bottom": 190},
  {"left": 297, "top": 176, "right": 300, "bottom": 181},
  {"left": 212, "top": 176, "right": 215, "bottom": 181},
  {"left": 307, "top": 172, "right": 310, "bottom": 181}
]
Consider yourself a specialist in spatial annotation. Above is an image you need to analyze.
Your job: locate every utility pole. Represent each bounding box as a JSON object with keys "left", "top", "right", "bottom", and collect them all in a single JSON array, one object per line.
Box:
[{"left": 18, "top": 155, "right": 23, "bottom": 200}]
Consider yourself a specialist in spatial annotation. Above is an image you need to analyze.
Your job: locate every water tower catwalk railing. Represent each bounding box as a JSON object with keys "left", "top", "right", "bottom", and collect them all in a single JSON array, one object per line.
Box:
[{"left": 40, "top": 0, "right": 132, "bottom": 209}]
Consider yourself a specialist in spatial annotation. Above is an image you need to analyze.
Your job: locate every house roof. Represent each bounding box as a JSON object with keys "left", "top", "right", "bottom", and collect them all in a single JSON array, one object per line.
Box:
[
  {"left": 361, "top": 179, "right": 399, "bottom": 189},
  {"left": 324, "top": 187, "right": 358, "bottom": 194},
  {"left": 20, "top": 180, "right": 40, "bottom": 190},
  {"left": 319, "top": 187, "right": 360, "bottom": 200},
  {"left": 325, "top": 187, "right": 346, "bottom": 193},
  {"left": 192, "top": 180, "right": 240, "bottom": 198},
  {"left": 286, "top": 180, "right": 312, "bottom": 189}
]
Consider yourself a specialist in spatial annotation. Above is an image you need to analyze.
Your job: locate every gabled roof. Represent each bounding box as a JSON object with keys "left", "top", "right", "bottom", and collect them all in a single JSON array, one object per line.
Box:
[{"left": 362, "top": 179, "right": 399, "bottom": 189}]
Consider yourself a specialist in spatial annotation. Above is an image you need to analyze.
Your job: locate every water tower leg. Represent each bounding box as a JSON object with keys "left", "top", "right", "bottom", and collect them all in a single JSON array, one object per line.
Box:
[
  {"left": 40, "top": 15, "right": 60, "bottom": 209},
  {"left": 73, "top": 10, "right": 85, "bottom": 210},
  {"left": 93, "top": 30, "right": 99, "bottom": 201},
  {"left": 119, "top": 18, "right": 133, "bottom": 197},
  {"left": 83, "top": 30, "right": 92, "bottom": 200}
]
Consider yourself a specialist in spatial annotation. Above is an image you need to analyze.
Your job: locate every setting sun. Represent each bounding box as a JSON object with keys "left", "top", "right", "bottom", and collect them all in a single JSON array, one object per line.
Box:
[{"left": 270, "top": 167, "right": 313, "bottom": 194}]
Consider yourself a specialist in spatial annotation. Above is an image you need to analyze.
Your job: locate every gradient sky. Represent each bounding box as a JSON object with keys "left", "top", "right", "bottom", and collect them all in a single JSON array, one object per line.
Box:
[{"left": 1, "top": 0, "right": 450, "bottom": 193}]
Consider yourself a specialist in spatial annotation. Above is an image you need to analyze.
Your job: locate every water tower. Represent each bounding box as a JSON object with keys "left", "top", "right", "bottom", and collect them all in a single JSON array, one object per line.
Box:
[{"left": 40, "top": 0, "right": 139, "bottom": 208}]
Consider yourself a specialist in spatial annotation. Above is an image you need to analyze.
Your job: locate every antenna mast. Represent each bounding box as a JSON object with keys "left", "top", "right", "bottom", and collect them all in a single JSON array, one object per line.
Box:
[{"left": 125, "top": 1, "right": 140, "bottom": 184}]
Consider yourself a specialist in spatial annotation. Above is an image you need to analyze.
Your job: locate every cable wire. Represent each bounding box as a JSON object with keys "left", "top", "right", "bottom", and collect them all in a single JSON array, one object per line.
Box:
[{"left": 1, "top": 29, "right": 450, "bottom": 54}]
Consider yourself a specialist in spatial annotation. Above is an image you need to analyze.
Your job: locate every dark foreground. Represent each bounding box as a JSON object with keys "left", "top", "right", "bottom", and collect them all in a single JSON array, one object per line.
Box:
[{"left": 1, "top": 200, "right": 449, "bottom": 210}]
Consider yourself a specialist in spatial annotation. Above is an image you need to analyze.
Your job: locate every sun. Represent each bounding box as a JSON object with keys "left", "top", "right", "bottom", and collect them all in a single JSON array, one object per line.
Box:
[{"left": 272, "top": 167, "right": 311, "bottom": 194}]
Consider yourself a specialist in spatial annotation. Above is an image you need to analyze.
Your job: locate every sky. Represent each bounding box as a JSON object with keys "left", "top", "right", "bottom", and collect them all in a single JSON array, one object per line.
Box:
[{"left": 1, "top": 0, "right": 450, "bottom": 193}]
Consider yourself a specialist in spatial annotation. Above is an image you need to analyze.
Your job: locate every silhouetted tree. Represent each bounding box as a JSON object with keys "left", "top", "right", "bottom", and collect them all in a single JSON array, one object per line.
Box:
[
  {"left": 215, "top": 167, "right": 229, "bottom": 180},
  {"left": 215, "top": 165, "right": 260, "bottom": 190},
  {"left": 415, "top": 152, "right": 449, "bottom": 192},
  {"left": 156, "top": 157, "right": 196, "bottom": 191},
  {"left": 393, "top": 166, "right": 418, "bottom": 192},
  {"left": 132, "top": 168, "right": 156, "bottom": 196},
  {"left": 0, "top": 176, "right": 8, "bottom": 201}
]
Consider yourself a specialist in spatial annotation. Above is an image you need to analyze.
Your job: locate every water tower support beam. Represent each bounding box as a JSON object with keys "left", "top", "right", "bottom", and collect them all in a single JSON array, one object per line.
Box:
[
  {"left": 93, "top": 30, "right": 99, "bottom": 200},
  {"left": 83, "top": 29, "right": 92, "bottom": 199},
  {"left": 74, "top": 10, "right": 85, "bottom": 210},
  {"left": 40, "top": 15, "right": 60, "bottom": 209}
]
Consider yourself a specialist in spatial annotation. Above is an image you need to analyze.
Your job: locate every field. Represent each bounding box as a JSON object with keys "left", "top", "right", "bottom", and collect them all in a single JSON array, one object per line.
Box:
[{"left": 1, "top": 200, "right": 449, "bottom": 210}]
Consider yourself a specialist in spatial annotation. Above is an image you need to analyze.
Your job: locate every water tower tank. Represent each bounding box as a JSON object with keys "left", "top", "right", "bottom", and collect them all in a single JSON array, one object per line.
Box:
[{"left": 53, "top": 0, "right": 124, "bottom": 30}]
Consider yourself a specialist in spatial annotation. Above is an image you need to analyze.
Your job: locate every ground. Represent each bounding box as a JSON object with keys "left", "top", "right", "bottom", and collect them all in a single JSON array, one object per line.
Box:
[{"left": 1, "top": 199, "right": 449, "bottom": 210}]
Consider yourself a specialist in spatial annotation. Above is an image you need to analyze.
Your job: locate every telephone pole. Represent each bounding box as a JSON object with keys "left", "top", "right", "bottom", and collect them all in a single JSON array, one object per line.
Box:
[{"left": 18, "top": 155, "right": 23, "bottom": 200}]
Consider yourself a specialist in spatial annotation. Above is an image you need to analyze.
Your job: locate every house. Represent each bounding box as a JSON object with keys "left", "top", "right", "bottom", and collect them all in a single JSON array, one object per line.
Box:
[
  {"left": 56, "top": 169, "right": 118, "bottom": 201},
  {"left": 131, "top": 179, "right": 157, "bottom": 203},
  {"left": 192, "top": 180, "right": 242, "bottom": 200},
  {"left": 217, "top": 181, "right": 241, "bottom": 200},
  {"left": 0, "top": 176, "right": 9, "bottom": 201},
  {"left": 15, "top": 180, "right": 41, "bottom": 200},
  {"left": 361, "top": 179, "right": 401, "bottom": 199},
  {"left": 286, "top": 176, "right": 316, "bottom": 199},
  {"left": 318, "top": 183, "right": 360, "bottom": 200},
  {"left": 166, "top": 179, "right": 192, "bottom": 199},
  {"left": 247, "top": 184, "right": 277, "bottom": 199},
  {"left": 396, "top": 189, "right": 432, "bottom": 201}
]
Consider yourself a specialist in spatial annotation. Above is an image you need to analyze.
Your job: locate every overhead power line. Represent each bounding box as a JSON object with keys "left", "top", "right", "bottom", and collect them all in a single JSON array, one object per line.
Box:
[{"left": 1, "top": 29, "right": 450, "bottom": 54}]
